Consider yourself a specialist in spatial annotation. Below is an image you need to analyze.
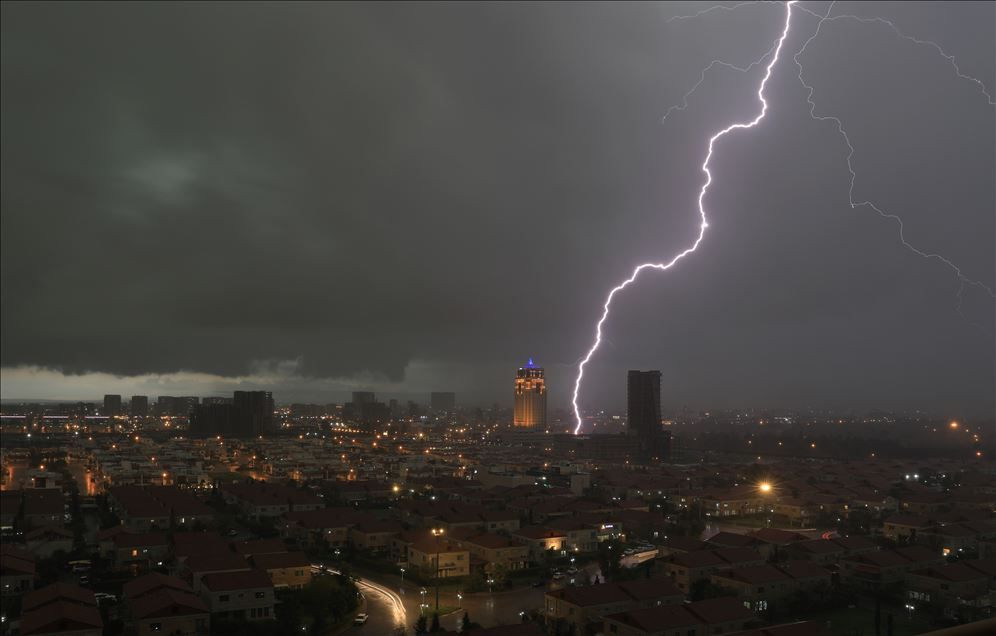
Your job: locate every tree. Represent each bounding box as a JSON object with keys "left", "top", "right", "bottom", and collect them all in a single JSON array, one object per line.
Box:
[
  {"left": 430, "top": 612, "right": 441, "bottom": 632},
  {"left": 598, "top": 539, "right": 623, "bottom": 581},
  {"left": 690, "top": 579, "right": 734, "bottom": 601},
  {"left": 462, "top": 612, "right": 471, "bottom": 631},
  {"left": 415, "top": 615, "right": 428, "bottom": 634}
]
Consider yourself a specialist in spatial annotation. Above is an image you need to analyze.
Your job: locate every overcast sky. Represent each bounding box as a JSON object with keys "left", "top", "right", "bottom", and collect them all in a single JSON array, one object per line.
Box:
[{"left": 2, "top": 1, "right": 993, "bottom": 416}]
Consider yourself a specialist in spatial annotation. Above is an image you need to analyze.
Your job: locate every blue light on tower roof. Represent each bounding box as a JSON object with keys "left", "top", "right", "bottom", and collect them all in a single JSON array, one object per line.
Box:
[{"left": 527, "top": 357, "right": 535, "bottom": 368}]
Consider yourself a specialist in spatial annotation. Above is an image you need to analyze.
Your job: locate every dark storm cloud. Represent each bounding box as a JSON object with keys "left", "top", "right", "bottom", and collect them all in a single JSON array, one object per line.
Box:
[{"left": 2, "top": 2, "right": 993, "bottom": 414}]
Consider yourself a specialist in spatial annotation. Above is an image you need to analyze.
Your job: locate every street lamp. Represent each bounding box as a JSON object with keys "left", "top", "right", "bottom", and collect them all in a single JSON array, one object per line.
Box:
[
  {"left": 400, "top": 567, "right": 406, "bottom": 584},
  {"left": 457, "top": 592, "right": 463, "bottom": 608},
  {"left": 431, "top": 528, "right": 445, "bottom": 612}
]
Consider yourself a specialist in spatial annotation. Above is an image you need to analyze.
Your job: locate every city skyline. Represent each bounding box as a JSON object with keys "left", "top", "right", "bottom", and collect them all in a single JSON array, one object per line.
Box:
[
  {"left": 1, "top": 3, "right": 994, "bottom": 635},
  {"left": 2, "top": 2, "right": 993, "bottom": 416}
]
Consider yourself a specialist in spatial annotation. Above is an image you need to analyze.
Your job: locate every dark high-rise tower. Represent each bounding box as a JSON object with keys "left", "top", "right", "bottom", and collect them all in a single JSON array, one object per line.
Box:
[
  {"left": 192, "top": 390, "right": 273, "bottom": 437},
  {"left": 103, "top": 394, "right": 122, "bottom": 416},
  {"left": 352, "top": 391, "right": 375, "bottom": 405},
  {"left": 430, "top": 392, "right": 456, "bottom": 412},
  {"left": 627, "top": 370, "right": 669, "bottom": 461},
  {"left": 234, "top": 390, "right": 274, "bottom": 435},
  {"left": 514, "top": 358, "right": 546, "bottom": 429},
  {"left": 130, "top": 395, "right": 149, "bottom": 418}
]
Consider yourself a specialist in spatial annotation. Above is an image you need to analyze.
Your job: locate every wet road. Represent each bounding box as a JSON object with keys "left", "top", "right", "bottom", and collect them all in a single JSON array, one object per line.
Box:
[
  {"left": 331, "top": 567, "right": 547, "bottom": 633},
  {"left": 314, "top": 566, "right": 407, "bottom": 634},
  {"left": 396, "top": 583, "right": 545, "bottom": 632},
  {"left": 343, "top": 577, "right": 407, "bottom": 634}
]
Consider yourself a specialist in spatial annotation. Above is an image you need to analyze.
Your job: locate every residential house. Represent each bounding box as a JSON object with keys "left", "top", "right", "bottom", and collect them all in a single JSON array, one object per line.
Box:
[
  {"left": 545, "top": 579, "right": 684, "bottom": 634},
  {"left": 1, "top": 543, "right": 36, "bottom": 596},
  {"left": 199, "top": 569, "right": 275, "bottom": 621},
  {"left": 407, "top": 537, "right": 470, "bottom": 579},
  {"left": 113, "top": 532, "right": 170, "bottom": 573},
  {"left": 664, "top": 549, "right": 765, "bottom": 593},
  {"left": 250, "top": 551, "right": 312, "bottom": 589},
  {"left": 604, "top": 596, "right": 755, "bottom": 636},
  {"left": 906, "top": 560, "right": 995, "bottom": 619},
  {"left": 451, "top": 533, "right": 529, "bottom": 572},
  {"left": 283, "top": 508, "right": 358, "bottom": 548},
  {"left": 512, "top": 527, "right": 567, "bottom": 563},
  {"left": 19, "top": 583, "right": 102, "bottom": 636},
  {"left": 711, "top": 562, "right": 831, "bottom": 612},
  {"left": 124, "top": 572, "right": 210, "bottom": 636},
  {"left": 348, "top": 520, "right": 403, "bottom": 553}
]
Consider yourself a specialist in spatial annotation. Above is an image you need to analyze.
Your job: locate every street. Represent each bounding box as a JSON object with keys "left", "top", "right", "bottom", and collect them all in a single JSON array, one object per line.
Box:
[
  {"left": 339, "top": 569, "right": 547, "bottom": 633},
  {"left": 342, "top": 576, "right": 407, "bottom": 634}
]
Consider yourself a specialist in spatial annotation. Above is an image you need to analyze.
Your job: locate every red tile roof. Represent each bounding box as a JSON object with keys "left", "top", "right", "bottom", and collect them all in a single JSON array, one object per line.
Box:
[
  {"left": 231, "top": 539, "right": 287, "bottom": 556},
  {"left": 777, "top": 561, "right": 831, "bottom": 580},
  {"left": 250, "top": 551, "right": 311, "bottom": 571},
  {"left": 514, "top": 526, "right": 566, "bottom": 540},
  {"left": 123, "top": 572, "right": 193, "bottom": 600},
  {"left": 617, "top": 578, "right": 683, "bottom": 601},
  {"left": 184, "top": 551, "right": 249, "bottom": 574},
  {"left": 707, "top": 532, "right": 762, "bottom": 549},
  {"left": 113, "top": 532, "right": 168, "bottom": 548},
  {"left": 22, "top": 583, "right": 96, "bottom": 612},
  {"left": 718, "top": 565, "right": 793, "bottom": 585},
  {"left": 606, "top": 604, "right": 700, "bottom": 632},
  {"left": 202, "top": 568, "right": 273, "bottom": 592},
  {"left": 686, "top": 596, "right": 755, "bottom": 624},
  {"left": 729, "top": 620, "right": 835, "bottom": 636},
  {"left": 20, "top": 600, "right": 102, "bottom": 635},
  {"left": 130, "top": 588, "right": 209, "bottom": 619},
  {"left": 750, "top": 528, "right": 808, "bottom": 544},
  {"left": 546, "top": 584, "right": 632, "bottom": 607}
]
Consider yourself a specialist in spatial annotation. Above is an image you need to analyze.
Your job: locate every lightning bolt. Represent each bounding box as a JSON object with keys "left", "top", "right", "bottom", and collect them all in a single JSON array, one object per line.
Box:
[
  {"left": 571, "top": 0, "right": 995, "bottom": 434},
  {"left": 662, "top": 47, "right": 776, "bottom": 122},
  {"left": 793, "top": 1, "right": 995, "bottom": 332},
  {"left": 571, "top": 0, "right": 798, "bottom": 435},
  {"left": 793, "top": 3, "right": 995, "bottom": 106},
  {"left": 664, "top": 1, "right": 771, "bottom": 24}
]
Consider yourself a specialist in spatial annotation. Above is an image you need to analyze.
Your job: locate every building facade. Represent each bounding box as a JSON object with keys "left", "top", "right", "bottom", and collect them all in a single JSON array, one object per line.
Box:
[
  {"left": 430, "top": 392, "right": 456, "bottom": 412},
  {"left": 627, "top": 370, "right": 669, "bottom": 461},
  {"left": 514, "top": 359, "right": 547, "bottom": 429},
  {"left": 130, "top": 395, "right": 149, "bottom": 418},
  {"left": 104, "top": 394, "right": 122, "bottom": 416}
]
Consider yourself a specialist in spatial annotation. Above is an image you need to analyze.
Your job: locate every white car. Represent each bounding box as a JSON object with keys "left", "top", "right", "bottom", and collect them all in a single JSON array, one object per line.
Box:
[{"left": 354, "top": 613, "right": 369, "bottom": 625}]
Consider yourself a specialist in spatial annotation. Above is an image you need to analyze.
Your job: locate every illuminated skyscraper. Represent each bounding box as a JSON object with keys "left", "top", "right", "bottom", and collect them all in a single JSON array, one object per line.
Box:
[{"left": 514, "top": 358, "right": 547, "bottom": 429}]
